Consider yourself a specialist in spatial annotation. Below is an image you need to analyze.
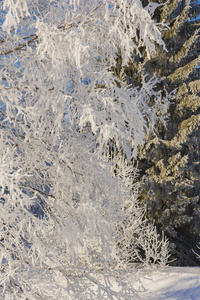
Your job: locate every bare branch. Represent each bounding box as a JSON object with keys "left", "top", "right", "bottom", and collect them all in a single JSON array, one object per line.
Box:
[{"left": 0, "top": 35, "right": 38, "bottom": 56}]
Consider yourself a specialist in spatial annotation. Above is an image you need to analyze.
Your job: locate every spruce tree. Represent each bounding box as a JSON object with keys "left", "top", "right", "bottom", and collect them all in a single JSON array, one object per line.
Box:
[{"left": 135, "top": 0, "right": 200, "bottom": 266}]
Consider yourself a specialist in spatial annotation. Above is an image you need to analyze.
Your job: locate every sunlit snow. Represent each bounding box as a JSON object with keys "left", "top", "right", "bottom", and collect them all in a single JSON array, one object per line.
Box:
[{"left": 134, "top": 267, "right": 200, "bottom": 300}]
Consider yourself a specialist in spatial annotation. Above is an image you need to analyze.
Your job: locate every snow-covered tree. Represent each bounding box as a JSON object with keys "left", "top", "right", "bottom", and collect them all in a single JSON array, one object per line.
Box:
[
  {"left": 127, "top": 0, "right": 200, "bottom": 266},
  {"left": 0, "top": 1, "right": 170, "bottom": 298}
]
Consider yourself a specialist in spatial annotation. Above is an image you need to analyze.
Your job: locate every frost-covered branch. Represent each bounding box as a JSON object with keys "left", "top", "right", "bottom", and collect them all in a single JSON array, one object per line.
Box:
[{"left": 0, "top": 0, "right": 170, "bottom": 298}]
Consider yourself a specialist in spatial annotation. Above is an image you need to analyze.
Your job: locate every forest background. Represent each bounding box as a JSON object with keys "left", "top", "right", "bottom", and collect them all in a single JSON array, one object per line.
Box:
[{"left": 0, "top": 0, "right": 200, "bottom": 299}]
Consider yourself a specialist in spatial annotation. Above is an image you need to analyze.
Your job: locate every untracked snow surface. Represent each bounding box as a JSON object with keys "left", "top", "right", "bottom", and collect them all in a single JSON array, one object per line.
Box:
[{"left": 135, "top": 267, "right": 200, "bottom": 300}]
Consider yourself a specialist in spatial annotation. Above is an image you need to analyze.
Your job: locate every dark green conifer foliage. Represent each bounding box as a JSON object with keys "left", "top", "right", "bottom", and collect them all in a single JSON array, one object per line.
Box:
[{"left": 134, "top": 0, "right": 200, "bottom": 265}]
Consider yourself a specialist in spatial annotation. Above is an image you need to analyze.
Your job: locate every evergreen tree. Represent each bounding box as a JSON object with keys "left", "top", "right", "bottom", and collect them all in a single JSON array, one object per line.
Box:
[{"left": 135, "top": 0, "right": 200, "bottom": 266}]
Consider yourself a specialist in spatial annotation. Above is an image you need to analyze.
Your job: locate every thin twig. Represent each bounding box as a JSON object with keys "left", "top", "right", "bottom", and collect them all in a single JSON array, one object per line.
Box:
[
  {"left": 0, "top": 35, "right": 38, "bottom": 56},
  {"left": 19, "top": 184, "right": 55, "bottom": 199},
  {"left": 0, "top": 3, "right": 103, "bottom": 56},
  {"left": 0, "top": 122, "right": 25, "bottom": 139}
]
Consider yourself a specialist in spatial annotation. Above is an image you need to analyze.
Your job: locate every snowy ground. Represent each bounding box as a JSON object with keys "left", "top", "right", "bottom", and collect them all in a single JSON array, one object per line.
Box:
[
  {"left": 2, "top": 265, "right": 200, "bottom": 299},
  {"left": 135, "top": 267, "right": 200, "bottom": 300}
]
